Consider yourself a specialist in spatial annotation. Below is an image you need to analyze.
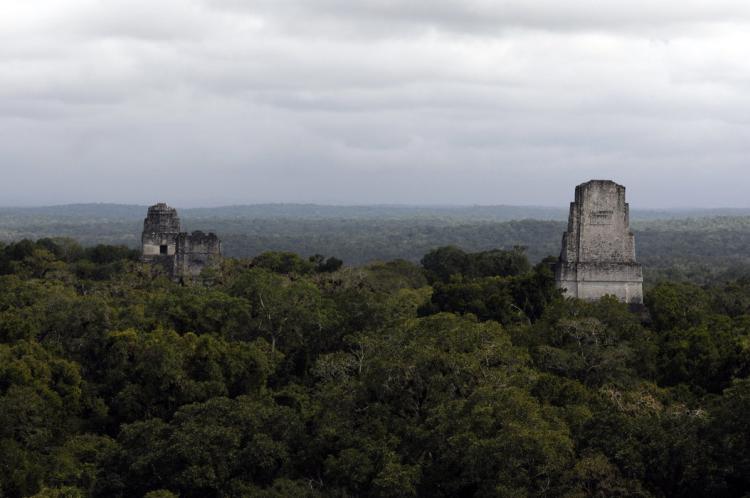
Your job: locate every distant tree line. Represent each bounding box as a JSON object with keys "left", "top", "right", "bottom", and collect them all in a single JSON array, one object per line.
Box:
[{"left": 7, "top": 214, "right": 750, "bottom": 285}]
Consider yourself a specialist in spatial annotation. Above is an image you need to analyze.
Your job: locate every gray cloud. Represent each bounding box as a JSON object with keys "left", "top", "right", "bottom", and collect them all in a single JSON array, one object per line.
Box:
[
  {"left": 210, "top": 0, "right": 750, "bottom": 35},
  {"left": 1, "top": 0, "right": 749, "bottom": 207}
]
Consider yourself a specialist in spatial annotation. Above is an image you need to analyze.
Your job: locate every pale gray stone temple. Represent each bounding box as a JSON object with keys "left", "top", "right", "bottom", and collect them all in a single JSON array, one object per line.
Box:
[
  {"left": 142, "top": 203, "right": 222, "bottom": 279},
  {"left": 554, "top": 180, "right": 644, "bottom": 304}
]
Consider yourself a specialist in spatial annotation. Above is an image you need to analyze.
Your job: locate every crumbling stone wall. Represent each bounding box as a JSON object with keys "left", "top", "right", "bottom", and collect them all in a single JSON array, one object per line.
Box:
[
  {"left": 555, "top": 180, "right": 644, "bottom": 304},
  {"left": 175, "top": 230, "right": 222, "bottom": 278},
  {"left": 141, "top": 203, "right": 222, "bottom": 279}
]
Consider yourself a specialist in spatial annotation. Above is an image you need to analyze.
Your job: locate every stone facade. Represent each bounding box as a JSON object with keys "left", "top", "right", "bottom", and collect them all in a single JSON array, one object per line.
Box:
[
  {"left": 141, "top": 203, "right": 222, "bottom": 279},
  {"left": 555, "top": 180, "right": 644, "bottom": 304},
  {"left": 175, "top": 230, "right": 222, "bottom": 278}
]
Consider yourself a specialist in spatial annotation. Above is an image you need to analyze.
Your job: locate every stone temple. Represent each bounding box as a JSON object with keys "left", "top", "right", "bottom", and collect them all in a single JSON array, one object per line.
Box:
[
  {"left": 554, "top": 180, "right": 644, "bottom": 304},
  {"left": 141, "top": 203, "right": 222, "bottom": 279}
]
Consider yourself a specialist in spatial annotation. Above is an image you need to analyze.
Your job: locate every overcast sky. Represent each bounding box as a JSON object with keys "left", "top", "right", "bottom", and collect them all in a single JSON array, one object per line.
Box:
[{"left": 2, "top": 0, "right": 750, "bottom": 207}]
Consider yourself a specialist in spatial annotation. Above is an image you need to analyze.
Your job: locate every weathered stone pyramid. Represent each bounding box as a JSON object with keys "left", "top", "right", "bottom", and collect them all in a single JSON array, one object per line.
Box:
[{"left": 555, "top": 180, "right": 644, "bottom": 304}]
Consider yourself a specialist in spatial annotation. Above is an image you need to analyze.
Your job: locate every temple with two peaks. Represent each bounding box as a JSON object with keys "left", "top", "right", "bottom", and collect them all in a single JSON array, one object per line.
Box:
[{"left": 141, "top": 203, "right": 222, "bottom": 280}]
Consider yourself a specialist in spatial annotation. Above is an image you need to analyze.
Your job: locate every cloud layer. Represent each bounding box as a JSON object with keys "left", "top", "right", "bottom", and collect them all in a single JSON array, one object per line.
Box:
[{"left": 2, "top": 0, "right": 750, "bottom": 207}]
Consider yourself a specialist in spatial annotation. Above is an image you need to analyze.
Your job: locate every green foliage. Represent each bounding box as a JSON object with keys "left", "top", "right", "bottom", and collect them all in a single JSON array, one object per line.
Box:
[
  {"left": 252, "top": 251, "right": 316, "bottom": 275},
  {"left": 0, "top": 342, "right": 83, "bottom": 497},
  {"left": 95, "top": 329, "right": 273, "bottom": 424},
  {"left": 646, "top": 282, "right": 713, "bottom": 332},
  {"left": 309, "top": 254, "right": 343, "bottom": 273},
  {"left": 421, "top": 245, "right": 531, "bottom": 283},
  {"left": 0, "top": 239, "right": 137, "bottom": 281},
  {"left": 0, "top": 238, "right": 749, "bottom": 497},
  {"left": 111, "top": 396, "right": 304, "bottom": 498},
  {"left": 143, "top": 491, "right": 179, "bottom": 498},
  {"left": 709, "top": 379, "right": 750, "bottom": 494},
  {"left": 252, "top": 251, "right": 344, "bottom": 275},
  {"left": 422, "top": 277, "right": 518, "bottom": 324},
  {"left": 420, "top": 261, "right": 559, "bottom": 326}
]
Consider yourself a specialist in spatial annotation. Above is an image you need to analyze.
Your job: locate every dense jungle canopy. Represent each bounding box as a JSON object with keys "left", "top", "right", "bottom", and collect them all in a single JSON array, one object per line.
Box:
[{"left": 1, "top": 237, "right": 750, "bottom": 497}]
